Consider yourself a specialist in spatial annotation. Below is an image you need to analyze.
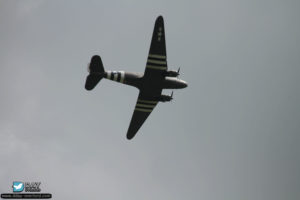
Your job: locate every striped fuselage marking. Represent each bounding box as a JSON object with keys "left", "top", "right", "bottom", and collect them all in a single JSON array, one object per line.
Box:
[
  {"left": 146, "top": 54, "right": 167, "bottom": 70},
  {"left": 105, "top": 71, "right": 125, "bottom": 83},
  {"left": 135, "top": 99, "right": 158, "bottom": 112}
]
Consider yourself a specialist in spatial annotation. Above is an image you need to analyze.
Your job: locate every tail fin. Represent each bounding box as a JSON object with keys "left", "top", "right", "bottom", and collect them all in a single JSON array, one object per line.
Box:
[{"left": 85, "top": 55, "right": 105, "bottom": 90}]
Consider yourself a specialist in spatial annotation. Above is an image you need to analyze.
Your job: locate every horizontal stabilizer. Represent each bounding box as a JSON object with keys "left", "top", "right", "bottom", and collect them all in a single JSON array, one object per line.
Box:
[{"left": 85, "top": 74, "right": 103, "bottom": 90}]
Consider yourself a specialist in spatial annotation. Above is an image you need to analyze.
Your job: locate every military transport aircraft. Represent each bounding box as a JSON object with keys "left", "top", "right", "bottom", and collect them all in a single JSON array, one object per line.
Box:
[{"left": 85, "top": 16, "right": 188, "bottom": 140}]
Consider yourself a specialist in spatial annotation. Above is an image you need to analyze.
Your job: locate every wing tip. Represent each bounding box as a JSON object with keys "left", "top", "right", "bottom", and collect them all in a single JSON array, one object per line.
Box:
[
  {"left": 156, "top": 15, "right": 164, "bottom": 22},
  {"left": 126, "top": 123, "right": 139, "bottom": 140},
  {"left": 126, "top": 130, "right": 137, "bottom": 140},
  {"left": 126, "top": 134, "right": 134, "bottom": 140}
]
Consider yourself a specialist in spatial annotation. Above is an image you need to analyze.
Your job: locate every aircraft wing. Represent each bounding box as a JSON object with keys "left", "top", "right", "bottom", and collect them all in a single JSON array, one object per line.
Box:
[
  {"left": 126, "top": 92, "right": 159, "bottom": 140},
  {"left": 144, "top": 16, "right": 168, "bottom": 79},
  {"left": 126, "top": 16, "right": 167, "bottom": 140}
]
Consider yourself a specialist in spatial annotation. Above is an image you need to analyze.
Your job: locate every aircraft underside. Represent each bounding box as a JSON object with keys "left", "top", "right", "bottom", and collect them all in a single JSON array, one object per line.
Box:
[
  {"left": 103, "top": 71, "right": 187, "bottom": 90},
  {"left": 85, "top": 16, "right": 187, "bottom": 139}
]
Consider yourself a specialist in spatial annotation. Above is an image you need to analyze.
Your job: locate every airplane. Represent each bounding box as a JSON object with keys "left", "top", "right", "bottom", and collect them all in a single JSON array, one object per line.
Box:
[{"left": 85, "top": 16, "right": 188, "bottom": 140}]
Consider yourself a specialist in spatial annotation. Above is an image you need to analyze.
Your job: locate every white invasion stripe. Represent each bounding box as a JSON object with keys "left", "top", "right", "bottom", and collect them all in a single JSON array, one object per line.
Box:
[
  {"left": 149, "top": 54, "right": 166, "bottom": 59},
  {"left": 147, "top": 65, "right": 167, "bottom": 70},
  {"left": 107, "top": 71, "right": 111, "bottom": 79},
  {"left": 120, "top": 71, "right": 125, "bottom": 83},
  {"left": 113, "top": 71, "right": 118, "bottom": 81},
  {"left": 135, "top": 108, "right": 153, "bottom": 112},
  {"left": 147, "top": 59, "right": 167, "bottom": 65},
  {"left": 136, "top": 103, "right": 156, "bottom": 108},
  {"left": 138, "top": 99, "right": 158, "bottom": 104}
]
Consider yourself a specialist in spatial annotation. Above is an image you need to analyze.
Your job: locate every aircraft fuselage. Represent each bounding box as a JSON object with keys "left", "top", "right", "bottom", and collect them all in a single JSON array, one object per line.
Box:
[{"left": 103, "top": 71, "right": 187, "bottom": 91}]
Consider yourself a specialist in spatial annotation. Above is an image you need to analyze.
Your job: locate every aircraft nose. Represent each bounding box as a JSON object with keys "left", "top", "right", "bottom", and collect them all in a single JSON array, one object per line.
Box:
[{"left": 181, "top": 80, "right": 188, "bottom": 88}]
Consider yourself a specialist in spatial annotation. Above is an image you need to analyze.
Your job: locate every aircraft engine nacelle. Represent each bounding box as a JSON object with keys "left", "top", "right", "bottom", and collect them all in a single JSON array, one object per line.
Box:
[
  {"left": 157, "top": 94, "right": 173, "bottom": 102},
  {"left": 163, "top": 70, "right": 179, "bottom": 77}
]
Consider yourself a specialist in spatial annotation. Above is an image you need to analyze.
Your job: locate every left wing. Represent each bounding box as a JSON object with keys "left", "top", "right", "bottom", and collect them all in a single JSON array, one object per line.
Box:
[
  {"left": 144, "top": 15, "right": 167, "bottom": 80},
  {"left": 126, "top": 93, "right": 159, "bottom": 140}
]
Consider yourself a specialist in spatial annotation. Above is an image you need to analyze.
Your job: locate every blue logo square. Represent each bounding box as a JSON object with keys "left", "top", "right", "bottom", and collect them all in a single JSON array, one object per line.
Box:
[{"left": 12, "top": 182, "right": 24, "bottom": 192}]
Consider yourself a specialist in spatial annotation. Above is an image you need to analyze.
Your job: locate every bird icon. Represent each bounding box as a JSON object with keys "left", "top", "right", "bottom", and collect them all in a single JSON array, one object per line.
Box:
[
  {"left": 12, "top": 182, "right": 24, "bottom": 192},
  {"left": 13, "top": 183, "right": 23, "bottom": 190}
]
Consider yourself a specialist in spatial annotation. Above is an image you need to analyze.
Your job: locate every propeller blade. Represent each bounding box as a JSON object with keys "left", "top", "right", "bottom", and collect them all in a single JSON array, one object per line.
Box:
[
  {"left": 177, "top": 67, "right": 180, "bottom": 78},
  {"left": 171, "top": 91, "right": 173, "bottom": 98}
]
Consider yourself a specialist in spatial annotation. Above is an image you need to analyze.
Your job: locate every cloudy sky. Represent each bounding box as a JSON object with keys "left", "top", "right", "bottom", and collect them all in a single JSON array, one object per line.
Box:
[{"left": 0, "top": 0, "right": 299, "bottom": 199}]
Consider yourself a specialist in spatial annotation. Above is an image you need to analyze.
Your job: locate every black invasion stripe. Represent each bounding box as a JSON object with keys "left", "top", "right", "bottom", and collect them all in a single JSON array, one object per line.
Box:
[
  {"left": 137, "top": 99, "right": 157, "bottom": 104},
  {"left": 137, "top": 100, "right": 158, "bottom": 106},
  {"left": 135, "top": 105, "right": 153, "bottom": 110},
  {"left": 111, "top": 72, "right": 114, "bottom": 80},
  {"left": 146, "top": 62, "right": 167, "bottom": 67},
  {"left": 117, "top": 72, "right": 121, "bottom": 82}
]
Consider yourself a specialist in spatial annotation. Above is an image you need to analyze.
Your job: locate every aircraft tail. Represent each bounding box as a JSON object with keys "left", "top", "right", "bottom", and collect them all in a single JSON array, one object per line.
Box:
[{"left": 85, "top": 55, "right": 105, "bottom": 90}]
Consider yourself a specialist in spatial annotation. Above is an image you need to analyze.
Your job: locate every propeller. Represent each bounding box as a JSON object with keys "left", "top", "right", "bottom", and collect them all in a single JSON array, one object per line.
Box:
[
  {"left": 177, "top": 67, "right": 180, "bottom": 77},
  {"left": 170, "top": 91, "right": 174, "bottom": 101}
]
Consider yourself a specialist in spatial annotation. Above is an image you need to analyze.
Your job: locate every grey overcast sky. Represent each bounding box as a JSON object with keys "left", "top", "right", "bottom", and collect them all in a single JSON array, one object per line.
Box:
[{"left": 0, "top": 0, "right": 299, "bottom": 199}]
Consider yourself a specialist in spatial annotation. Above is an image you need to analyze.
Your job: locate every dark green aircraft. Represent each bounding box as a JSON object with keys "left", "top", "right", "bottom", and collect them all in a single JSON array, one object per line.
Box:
[{"left": 85, "top": 16, "right": 188, "bottom": 140}]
